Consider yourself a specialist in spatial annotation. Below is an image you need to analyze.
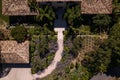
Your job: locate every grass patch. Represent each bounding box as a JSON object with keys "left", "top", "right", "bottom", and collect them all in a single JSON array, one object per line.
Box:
[{"left": 0, "top": 0, "right": 9, "bottom": 23}]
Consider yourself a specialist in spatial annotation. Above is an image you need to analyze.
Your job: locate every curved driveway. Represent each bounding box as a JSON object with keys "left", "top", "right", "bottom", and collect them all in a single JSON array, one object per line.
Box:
[
  {"left": 0, "top": 68, "right": 33, "bottom": 80},
  {"left": 0, "top": 28, "right": 64, "bottom": 80},
  {"left": 33, "top": 28, "right": 64, "bottom": 79}
]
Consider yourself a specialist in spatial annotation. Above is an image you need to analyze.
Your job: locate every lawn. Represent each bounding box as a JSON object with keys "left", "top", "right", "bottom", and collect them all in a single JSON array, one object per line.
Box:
[{"left": 0, "top": 0, "right": 9, "bottom": 23}]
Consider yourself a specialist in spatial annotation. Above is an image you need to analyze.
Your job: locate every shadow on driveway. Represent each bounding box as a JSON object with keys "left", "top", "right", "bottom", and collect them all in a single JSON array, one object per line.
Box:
[{"left": 0, "top": 63, "right": 31, "bottom": 68}]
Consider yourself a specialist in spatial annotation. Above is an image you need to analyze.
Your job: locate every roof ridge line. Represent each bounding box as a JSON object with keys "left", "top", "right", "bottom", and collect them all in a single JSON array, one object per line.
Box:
[{"left": 16, "top": 52, "right": 28, "bottom": 63}]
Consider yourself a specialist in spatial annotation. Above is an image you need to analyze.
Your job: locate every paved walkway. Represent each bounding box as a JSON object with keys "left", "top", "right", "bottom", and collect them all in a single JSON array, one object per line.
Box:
[
  {"left": 33, "top": 7, "right": 65, "bottom": 79},
  {"left": 0, "top": 28, "right": 65, "bottom": 80},
  {"left": 0, "top": 68, "right": 33, "bottom": 80},
  {"left": 33, "top": 28, "right": 64, "bottom": 79}
]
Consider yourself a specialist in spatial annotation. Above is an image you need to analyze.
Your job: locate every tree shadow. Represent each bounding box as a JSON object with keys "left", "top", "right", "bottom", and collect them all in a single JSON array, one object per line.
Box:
[{"left": 106, "top": 66, "right": 120, "bottom": 77}]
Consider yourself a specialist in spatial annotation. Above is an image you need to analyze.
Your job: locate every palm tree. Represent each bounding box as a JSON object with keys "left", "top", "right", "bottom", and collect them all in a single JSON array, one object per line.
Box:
[
  {"left": 28, "top": 0, "right": 38, "bottom": 12},
  {"left": 112, "top": 0, "right": 120, "bottom": 22},
  {"left": 64, "top": 5, "right": 82, "bottom": 28},
  {"left": 36, "top": 5, "right": 56, "bottom": 27}
]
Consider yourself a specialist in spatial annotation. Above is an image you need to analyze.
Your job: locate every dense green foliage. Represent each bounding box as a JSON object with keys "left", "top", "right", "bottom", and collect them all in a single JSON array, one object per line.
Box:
[
  {"left": 37, "top": 35, "right": 49, "bottom": 59},
  {"left": 28, "top": 0, "right": 38, "bottom": 11},
  {"left": 64, "top": 5, "right": 112, "bottom": 35},
  {"left": 0, "top": 0, "right": 9, "bottom": 22},
  {"left": 113, "top": 0, "right": 120, "bottom": 22},
  {"left": 109, "top": 22, "right": 120, "bottom": 67},
  {"left": 36, "top": 5, "right": 56, "bottom": 30},
  {"left": 81, "top": 22, "right": 120, "bottom": 77},
  {"left": 27, "top": 26, "right": 55, "bottom": 36},
  {"left": 41, "top": 36, "right": 88, "bottom": 80},
  {"left": 69, "top": 36, "right": 83, "bottom": 58},
  {"left": 64, "top": 5, "right": 84, "bottom": 35},
  {"left": 29, "top": 29, "right": 57, "bottom": 74},
  {"left": 82, "top": 39, "right": 111, "bottom": 76},
  {"left": 70, "top": 25, "right": 91, "bottom": 35},
  {"left": 92, "top": 14, "right": 111, "bottom": 33},
  {"left": 110, "top": 22, "right": 120, "bottom": 38},
  {"left": 11, "top": 26, "right": 27, "bottom": 43},
  {"left": 64, "top": 5, "right": 82, "bottom": 28},
  {"left": 63, "top": 65, "right": 89, "bottom": 80},
  {"left": 64, "top": 36, "right": 83, "bottom": 59}
]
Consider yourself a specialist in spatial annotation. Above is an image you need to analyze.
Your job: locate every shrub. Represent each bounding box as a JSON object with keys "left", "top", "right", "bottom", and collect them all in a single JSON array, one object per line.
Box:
[
  {"left": 65, "top": 67, "right": 70, "bottom": 73},
  {"left": 70, "top": 63, "right": 74, "bottom": 69},
  {"left": 11, "top": 26, "right": 27, "bottom": 43},
  {"left": 79, "top": 25, "right": 91, "bottom": 35}
]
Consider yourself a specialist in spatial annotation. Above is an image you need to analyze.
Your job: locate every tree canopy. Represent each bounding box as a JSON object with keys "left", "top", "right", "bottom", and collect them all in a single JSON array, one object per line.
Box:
[
  {"left": 92, "top": 14, "right": 111, "bottom": 33},
  {"left": 38, "top": 35, "right": 49, "bottom": 58},
  {"left": 110, "top": 22, "right": 120, "bottom": 39},
  {"left": 11, "top": 26, "right": 27, "bottom": 43},
  {"left": 109, "top": 22, "right": 120, "bottom": 67},
  {"left": 82, "top": 39, "right": 112, "bottom": 76},
  {"left": 36, "top": 5, "right": 56, "bottom": 28},
  {"left": 112, "top": 0, "right": 120, "bottom": 22},
  {"left": 64, "top": 5, "right": 82, "bottom": 28}
]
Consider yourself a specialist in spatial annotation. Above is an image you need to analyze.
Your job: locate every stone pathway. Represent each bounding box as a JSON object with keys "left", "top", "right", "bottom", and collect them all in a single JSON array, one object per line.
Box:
[{"left": 33, "top": 28, "right": 65, "bottom": 79}]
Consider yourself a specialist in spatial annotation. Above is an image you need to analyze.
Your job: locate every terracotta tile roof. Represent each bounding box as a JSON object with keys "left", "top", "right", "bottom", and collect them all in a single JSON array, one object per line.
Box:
[
  {"left": 2, "top": 0, "right": 38, "bottom": 15},
  {"left": 0, "top": 41, "right": 29, "bottom": 63},
  {"left": 2, "top": 0, "right": 112, "bottom": 15},
  {"left": 81, "top": 0, "right": 112, "bottom": 14}
]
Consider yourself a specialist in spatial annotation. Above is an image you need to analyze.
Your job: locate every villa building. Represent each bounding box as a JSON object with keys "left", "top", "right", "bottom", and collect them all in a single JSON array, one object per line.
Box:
[
  {"left": 81, "top": 0, "right": 112, "bottom": 14},
  {"left": 0, "top": 41, "right": 29, "bottom": 63},
  {"left": 2, "top": 0, "right": 112, "bottom": 16},
  {"left": 2, "top": 0, "right": 38, "bottom": 16}
]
